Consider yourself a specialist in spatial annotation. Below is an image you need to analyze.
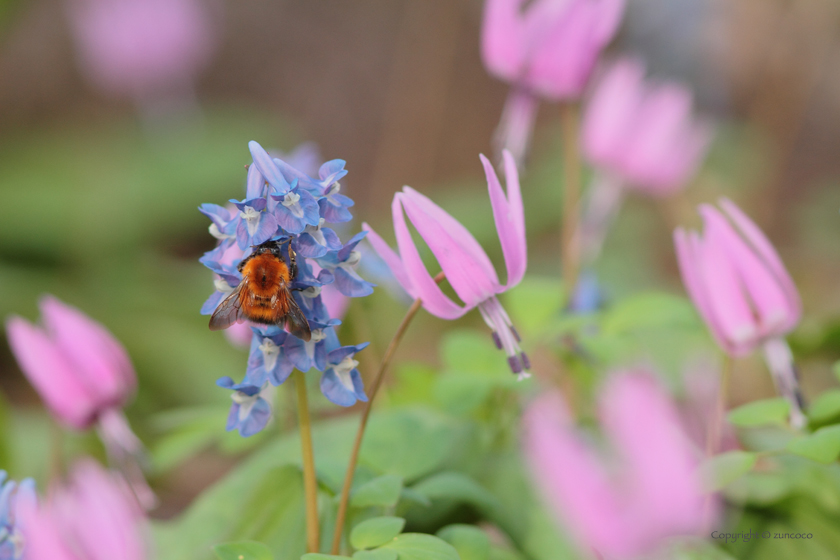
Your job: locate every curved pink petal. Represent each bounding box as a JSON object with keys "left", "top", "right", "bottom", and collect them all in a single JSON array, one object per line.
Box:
[
  {"left": 5, "top": 317, "right": 98, "bottom": 429},
  {"left": 524, "top": 393, "right": 641, "bottom": 558},
  {"left": 19, "top": 504, "right": 81, "bottom": 560},
  {"left": 601, "top": 373, "right": 707, "bottom": 544},
  {"left": 718, "top": 198, "right": 801, "bottom": 331},
  {"left": 582, "top": 57, "right": 646, "bottom": 168},
  {"left": 701, "top": 207, "right": 793, "bottom": 339},
  {"left": 40, "top": 296, "right": 136, "bottom": 410},
  {"left": 481, "top": 152, "right": 526, "bottom": 289},
  {"left": 400, "top": 188, "right": 500, "bottom": 305},
  {"left": 362, "top": 222, "right": 416, "bottom": 299},
  {"left": 392, "top": 195, "right": 467, "bottom": 319},
  {"left": 481, "top": 0, "right": 527, "bottom": 81},
  {"left": 697, "top": 205, "right": 760, "bottom": 355},
  {"left": 591, "top": 0, "right": 626, "bottom": 44}
]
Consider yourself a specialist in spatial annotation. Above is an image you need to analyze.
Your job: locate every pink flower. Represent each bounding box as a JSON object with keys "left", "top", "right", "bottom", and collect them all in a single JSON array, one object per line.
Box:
[
  {"left": 674, "top": 199, "right": 800, "bottom": 357},
  {"left": 67, "top": 0, "right": 214, "bottom": 100},
  {"left": 482, "top": 0, "right": 625, "bottom": 100},
  {"left": 582, "top": 58, "right": 712, "bottom": 196},
  {"left": 6, "top": 296, "right": 135, "bottom": 430},
  {"left": 20, "top": 460, "right": 148, "bottom": 560},
  {"left": 523, "top": 372, "right": 711, "bottom": 559},
  {"left": 363, "top": 151, "right": 529, "bottom": 375}
]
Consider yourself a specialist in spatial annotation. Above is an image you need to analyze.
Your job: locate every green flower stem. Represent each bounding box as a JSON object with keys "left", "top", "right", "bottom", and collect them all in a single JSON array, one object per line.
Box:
[
  {"left": 561, "top": 102, "right": 582, "bottom": 302},
  {"left": 295, "top": 370, "right": 320, "bottom": 553},
  {"left": 331, "top": 272, "right": 445, "bottom": 555},
  {"left": 706, "top": 355, "right": 733, "bottom": 458}
]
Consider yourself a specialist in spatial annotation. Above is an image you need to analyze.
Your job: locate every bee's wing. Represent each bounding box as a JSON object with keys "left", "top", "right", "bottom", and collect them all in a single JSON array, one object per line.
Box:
[
  {"left": 282, "top": 288, "right": 311, "bottom": 341},
  {"left": 209, "top": 283, "right": 247, "bottom": 331}
]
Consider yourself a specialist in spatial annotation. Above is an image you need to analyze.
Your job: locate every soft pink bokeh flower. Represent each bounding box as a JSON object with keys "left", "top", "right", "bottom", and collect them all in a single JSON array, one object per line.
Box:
[
  {"left": 582, "top": 57, "right": 712, "bottom": 196},
  {"left": 6, "top": 296, "right": 135, "bottom": 430},
  {"left": 364, "top": 151, "right": 529, "bottom": 375},
  {"left": 524, "top": 372, "right": 711, "bottom": 559},
  {"left": 21, "top": 460, "right": 148, "bottom": 560},
  {"left": 67, "top": 0, "right": 215, "bottom": 101}
]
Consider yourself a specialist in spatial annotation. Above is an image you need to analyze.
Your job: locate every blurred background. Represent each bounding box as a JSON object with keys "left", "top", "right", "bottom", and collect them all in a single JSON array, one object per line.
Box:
[{"left": 2, "top": 0, "right": 840, "bottom": 525}]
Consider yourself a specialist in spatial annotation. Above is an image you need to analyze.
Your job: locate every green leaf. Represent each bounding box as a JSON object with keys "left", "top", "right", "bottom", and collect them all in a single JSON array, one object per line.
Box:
[
  {"left": 214, "top": 541, "right": 274, "bottom": 560},
  {"left": 727, "top": 398, "right": 790, "bottom": 427},
  {"left": 832, "top": 361, "right": 840, "bottom": 384},
  {"left": 350, "top": 517, "right": 406, "bottom": 550},
  {"left": 350, "top": 475, "right": 403, "bottom": 509},
  {"left": 502, "top": 277, "right": 565, "bottom": 335},
  {"left": 601, "top": 292, "right": 700, "bottom": 334},
  {"left": 699, "top": 451, "right": 757, "bottom": 491},
  {"left": 436, "top": 525, "right": 490, "bottom": 560},
  {"left": 787, "top": 425, "right": 840, "bottom": 463},
  {"left": 353, "top": 550, "right": 399, "bottom": 560},
  {"left": 808, "top": 389, "right": 840, "bottom": 424},
  {"left": 412, "top": 472, "right": 498, "bottom": 512},
  {"left": 301, "top": 555, "right": 351, "bottom": 560},
  {"left": 380, "top": 534, "right": 460, "bottom": 560}
]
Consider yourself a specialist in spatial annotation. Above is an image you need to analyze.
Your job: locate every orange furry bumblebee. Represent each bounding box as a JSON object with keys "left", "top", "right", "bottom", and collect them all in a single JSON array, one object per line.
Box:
[{"left": 209, "top": 240, "right": 311, "bottom": 341}]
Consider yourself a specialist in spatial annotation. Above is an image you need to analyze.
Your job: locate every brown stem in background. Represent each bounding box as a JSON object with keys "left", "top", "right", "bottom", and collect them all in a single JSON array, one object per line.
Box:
[
  {"left": 705, "top": 355, "right": 733, "bottom": 458},
  {"left": 331, "top": 272, "right": 445, "bottom": 554},
  {"left": 561, "top": 102, "right": 582, "bottom": 303},
  {"left": 294, "top": 370, "right": 320, "bottom": 553}
]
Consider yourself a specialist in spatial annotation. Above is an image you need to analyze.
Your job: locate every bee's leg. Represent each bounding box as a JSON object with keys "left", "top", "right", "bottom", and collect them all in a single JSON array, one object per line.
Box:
[{"left": 288, "top": 245, "right": 299, "bottom": 279}]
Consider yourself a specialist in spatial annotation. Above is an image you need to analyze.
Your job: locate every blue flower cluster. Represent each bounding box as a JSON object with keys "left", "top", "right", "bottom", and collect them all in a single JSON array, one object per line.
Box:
[
  {"left": 199, "top": 141, "right": 374, "bottom": 437},
  {"left": 0, "top": 472, "right": 35, "bottom": 560}
]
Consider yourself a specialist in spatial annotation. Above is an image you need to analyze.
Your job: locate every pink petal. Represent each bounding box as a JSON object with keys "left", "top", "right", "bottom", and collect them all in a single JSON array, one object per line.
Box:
[
  {"left": 701, "top": 207, "right": 794, "bottom": 338},
  {"left": 523, "top": 393, "right": 640, "bottom": 558},
  {"left": 481, "top": 152, "right": 527, "bottom": 289},
  {"left": 697, "top": 205, "right": 760, "bottom": 355},
  {"left": 19, "top": 504, "right": 81, "bottom": 560},
  {"left": 40, "top": 296, "right": 136, "bottom": 410},
  {"left": 582, "top": 57, "right": 646, "bottom": 168},
  {"left": 362, "top": 222, "right": 416, "bottom": 298},
  {"left": 5, "top": 317, "right": 98, "bottom": 429},
  {"left": 481, "top": 0, "right": 527, "bottom": 82},
  {"left": 392, "top": 195, "right": 466, "bottom": 319},
  {"left": 591, "top": 0, "right": 626, "bottom": 44},
  {"left": 400, "top": 188, "right": 500, "bottom": 306},
  {"left": 600, "top": 373, "right": 707, "bottom": 545},
  {"left": 674, "top": 229, "right": 735, "bottom": 354},
  {"left": 718, "top": 198, "right": 801, "bottom": 331}
]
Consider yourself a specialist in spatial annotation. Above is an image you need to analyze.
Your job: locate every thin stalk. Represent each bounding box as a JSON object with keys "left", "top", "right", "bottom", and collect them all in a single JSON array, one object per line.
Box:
[
  {"left": 561, "top": 102, "right": 582, "bottom": 301},
  {"left": 705, "top": 355, "right": 732, "bottom": 458},
  {"left": 331, "top": 272, "right": 445, "bottom": 554},
  {"left": 295, "top": 370, "right": 320, "bottom": 553}
]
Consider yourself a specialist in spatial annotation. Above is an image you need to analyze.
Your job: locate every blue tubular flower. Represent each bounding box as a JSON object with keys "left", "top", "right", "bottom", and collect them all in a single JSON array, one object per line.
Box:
[
  {"left": 320, "top": 343, "right": 370, "bottom": 407},
  {"left": 217, "top": 378, "right": 273, "bottom": 437},
  {"left": 0, "top": 471, "right": 35, "bottom": 560},
  {"left": 201, "top": 140, "right": 374, "bottom": 436},
  {"left": 294, "top": 218, "right": 343, "bottom": 258},
  {"left": 271, "top": 183, "right": 321, "bottom": 234},
  {"left": 317, "top": 231, "right": 376, "bottom": 297},
  {"left": 285, "top": 318, "right": 341, "bottom": 372},
  {"left": 246, "top": 331, "right": 295, "bottom": 386},
  {"left": 231, "top": 198, "right": 279, "bottom": 249}
]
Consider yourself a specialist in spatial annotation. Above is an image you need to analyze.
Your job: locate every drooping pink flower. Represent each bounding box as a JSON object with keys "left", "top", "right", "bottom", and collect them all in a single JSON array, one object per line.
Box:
[
  {"left": 67, "top": 0, "right": 215, "bottom": 102},
  {"left": 6, "top": 296, "right": 135, "bottom": 430},
  {"left": 481, "top": 0, "right": 625, "bottom": 165},
  {"left": 20, "top": 460, "right": 148, "bottom": 560},
  {"left": 523, "top": 372, "right": 711, "bottom": 559},
  {"left": 364, "top": 151, "right": 529, "bottom": 376},
  {"left": 582, "top": 57, "right": 712, "bottom": 196},
  {"left": 674, "top": 199, "right": 806, "bottom": 427}
]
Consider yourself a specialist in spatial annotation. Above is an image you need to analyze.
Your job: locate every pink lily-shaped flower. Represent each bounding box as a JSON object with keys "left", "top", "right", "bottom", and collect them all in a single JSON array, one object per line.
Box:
[
  {"left": 364, "top": 151, "right": 529, "bottom": 376},
  {"left": 523, "top": 372, "right": 713, "bottom": 559},
  {"left": 6, "top": 296, "right": 155, "bottom": 508},
  {"left": 20, "top": 460, "right": 148, "bottom": 560},
  {"left": 674, "top": 199, "right": 806, "bottom": 427},
  {"left": 481, "top": 0, "right": 625, "bottom": 165}
]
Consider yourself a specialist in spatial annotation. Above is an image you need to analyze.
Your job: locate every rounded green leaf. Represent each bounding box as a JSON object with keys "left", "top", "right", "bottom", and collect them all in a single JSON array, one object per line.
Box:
[
  {"left": 214, "top": 541, "right": 274, "bottom": 560},
  {"left": 436, "top": 525, "right": 490, "bottom": 560},
  {"left": 727, "top": 398, "right": 790, "bottom": 427},
  {"left": 353, "top": 550, "right": 399, "bottom": 560},
  {"left": 301, "top": 555, "right": 351, "bottom": 559},
  {"left": 699, "top": 451, "right": 757, "bottom": 491},
  {"left": 350, "top": 517, "right": 406, "bottom": 550},
  {"left": 380, "top": 534, "right": 460, "bottom": 560},
  {"left": 808, "top": 390, "right": 840, "bottom": 424},
  {"left": 787, "top": 425, "right": 840, "bottom": 463},
  {"left": 350, "top": 475, "right": 403, "bottom": 509}
]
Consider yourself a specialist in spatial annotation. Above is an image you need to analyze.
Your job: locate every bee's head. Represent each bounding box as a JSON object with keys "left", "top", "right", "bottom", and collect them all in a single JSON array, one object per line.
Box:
[{"left": 251, "top": 239, "right": 287, "bottom": 257}]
